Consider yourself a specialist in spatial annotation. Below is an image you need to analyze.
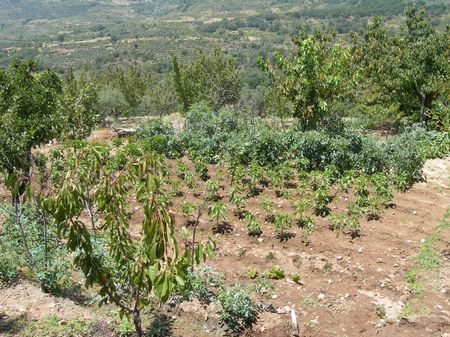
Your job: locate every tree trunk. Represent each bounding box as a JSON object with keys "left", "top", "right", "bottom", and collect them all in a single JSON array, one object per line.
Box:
[
  {"left": 133, "top": 311, "right": 143, "bottom": 337},
  {"left": 419, "top": 92, "right": 432, "bottom": 126}
]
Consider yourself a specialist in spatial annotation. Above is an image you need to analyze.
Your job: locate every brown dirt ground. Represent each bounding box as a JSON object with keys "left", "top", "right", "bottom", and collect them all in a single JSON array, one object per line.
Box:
[
  {"left": 0, "top": 128, "right": 449, "bottom": 337},
  {"left": 166, "top": 158, "right": 449, "bottom": 337}
]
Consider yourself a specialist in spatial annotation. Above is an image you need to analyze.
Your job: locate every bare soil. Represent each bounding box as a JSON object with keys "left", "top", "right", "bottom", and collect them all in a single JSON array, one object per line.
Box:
[{"left": 0, "top": 129, "right": 449, "bottom": 337}]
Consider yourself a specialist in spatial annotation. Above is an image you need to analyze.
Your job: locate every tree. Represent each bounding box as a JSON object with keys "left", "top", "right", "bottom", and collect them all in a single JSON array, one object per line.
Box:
[
  {"left": 0, "top": 58, "right": 62, "bottom": 203},
  {"left": 60, "top": 67, "right": 99, "bottom": 140},
  {"left": 98, "top": 85, "right": 129, "bottom": 121},
  {"left": 172, "top": 47, "right": 242, "bottom": 112},
  {"left": 360, "top": 8, "right": 449, "bottom": 125},
  {"left": 259, "top": 31, "right": 357, "bottom": 129},
  {"left": 98, "top": 65, "right": 152, "bottom": 111},
  {"left": 41, "top": 145, "right": 214, "bottom": 337},
  {"left": 136, "top": 76, "right": 177, "bottom": 118}
]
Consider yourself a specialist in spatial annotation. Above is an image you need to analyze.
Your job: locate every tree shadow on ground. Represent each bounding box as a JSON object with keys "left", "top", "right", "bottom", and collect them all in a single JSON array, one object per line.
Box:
[
  {"left": 276, "top": 232, "right": 296, "bottom": 243},
  {"left": 212, "top": 222, "right": 233, "bottom": 234},
  {"left": 0, "top": 312, "right": 26, "bottom": 335},
  {"left": 147, "top": 314, "right": 174, "bottom": 337}
]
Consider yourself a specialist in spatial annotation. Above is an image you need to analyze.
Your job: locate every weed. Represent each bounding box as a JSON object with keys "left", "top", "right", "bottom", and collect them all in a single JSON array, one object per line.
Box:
[
  {"left": 118, "top": 316, "right": 134, "bottom": 337},
  {"left": 263, "top": 265, "right": 285, "bottom": 280},
  {"left": 290, "top": 273, "right": 301, "bottom": 284},
  {"left": 265, "top": 252, "right": 276, "bottom": 260},
  {"left": 302, "top": 296, "right": 320, "bottom": 307},
  {"left": 323, "top": 261, "right": 333, "bottom": 272},
  {"left": 405, "top": 269, "right": 423, "bottom": 296},
  {"left": 373, "top": 305, "right": 386, "bottom": 319},
  {"left": 248, "top": 269, "right": 258, "bottom": 279}
]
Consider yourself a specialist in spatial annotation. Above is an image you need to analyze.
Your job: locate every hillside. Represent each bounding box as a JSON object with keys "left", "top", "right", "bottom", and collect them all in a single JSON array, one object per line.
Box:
[{"left": 0, "top": 0, "right": 448, "bottom": 76}]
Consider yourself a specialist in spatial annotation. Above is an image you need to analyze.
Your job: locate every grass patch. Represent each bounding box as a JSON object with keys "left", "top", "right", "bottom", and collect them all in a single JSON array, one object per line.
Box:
[
  {"left": 405, "top": 210, "right": 449, "bottom": 297},
  {"left": 19, "top": 316, "right": 94, "bottom": 337}
]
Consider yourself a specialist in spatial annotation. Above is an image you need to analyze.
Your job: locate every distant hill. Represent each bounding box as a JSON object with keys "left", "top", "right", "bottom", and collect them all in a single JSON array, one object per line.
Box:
[{"left": 0, "top": 0, "right": 448, "bottom": 73}]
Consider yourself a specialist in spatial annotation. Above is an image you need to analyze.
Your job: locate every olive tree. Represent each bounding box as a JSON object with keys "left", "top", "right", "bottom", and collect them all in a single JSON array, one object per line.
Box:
[
  {"left": 98, "top": 85, "right": 129, "bottom": 121},
  {"left": 172, "top": 47, "right": 242, "bottom": 112}
]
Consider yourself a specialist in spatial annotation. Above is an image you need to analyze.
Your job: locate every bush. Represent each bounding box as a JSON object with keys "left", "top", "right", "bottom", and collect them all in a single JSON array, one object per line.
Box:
[
  {"left": 136, "top": 119, "right": 183, "bottom": 158},
  {"left": 184, "top": 266, "right": 224, "bottom": 304},
  {"left": 0, "top": 204, "right": 72, "bottom": 292},
  {"left": 217, "top": 284, "right": 260, "bottom": 333}
]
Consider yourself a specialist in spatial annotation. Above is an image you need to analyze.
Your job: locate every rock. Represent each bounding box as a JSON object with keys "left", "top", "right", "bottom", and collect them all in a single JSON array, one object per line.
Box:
[
  {"left": 258, "top": 238, "right": 264, "bottom": 243},
  {"left": 317, "top": 293, "right": 325, "bottom": 300},
  {"left": 358, "top": 247, "right": 364, "bottom": 253},
  {"left": 276, "top": 306, "right": 291, "bottom": 314},
  {"left": 272, "top": 294, "right": 278, "bottom": 299},
  {"left": 114, "top": 128, "right": 137, "bottom": 137},
  {"left": 336, "top": 255, "right": 343, "bottom": 260}
]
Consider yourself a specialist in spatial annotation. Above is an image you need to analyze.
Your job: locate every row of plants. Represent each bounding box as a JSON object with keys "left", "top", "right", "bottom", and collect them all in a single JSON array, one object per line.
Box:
[{"left": 135, "top": 104, "right": 449, "bottom": 190}]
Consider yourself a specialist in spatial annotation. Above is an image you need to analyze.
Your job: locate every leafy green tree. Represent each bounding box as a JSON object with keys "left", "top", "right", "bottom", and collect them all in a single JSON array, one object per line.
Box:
[
  {"left": 172, "top": 47, "right": 242, "bottom": 112},
  {"left": 98, "top": 85, "right": 129, "bottom": 121},
  {"left": 0, "top": 58, "right": 62, "bottom": 202},
  {"left": 259, "top": 31, "right": 357, "bottom": 129},
  {"left": 360, "top": 8, "right": 449, "bottom": 125},
  {"left": 60, "top": 67, "right": 99, "bottom": 140},
  {"left": 136, "top": 77, "right": 177, "bottom": 117},
  {"left": 99, "top": 65, "right": 152, "bottom": 111},
  {"left": 41, "top": 145, "right": 214, "bottom": 337}
]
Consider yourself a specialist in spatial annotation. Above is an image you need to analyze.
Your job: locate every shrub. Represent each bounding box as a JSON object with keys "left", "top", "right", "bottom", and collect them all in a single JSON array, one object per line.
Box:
[
  {"left": 137, "top": 119, "right": 183, "bottom": 158},
  {"left": 217, "top": 284, "right": 260, "bottom": 333},
  {"left": 0, "top": 203, "right": 72, "bottom": 292},
  {"left": 184, "top": 266, "right": 224, "bottom": 304}
]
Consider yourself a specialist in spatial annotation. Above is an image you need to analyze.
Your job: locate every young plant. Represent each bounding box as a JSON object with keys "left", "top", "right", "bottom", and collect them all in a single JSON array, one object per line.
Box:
[
  {"left": 166, "top": 178, "right": 182, "bottom": 198},
  {"left": 355, "top": 175, "right": 370, "bottom": 209},
  {"left": 230, "top": 188, "right": 247, "bottom": 219},
  {"left": 206, "top": 178, "right": 220, "bottom": 201},
  {"left": 245, "top": 212, "right": 262, "bottom": 237},
  {"left": 338, "top": 170, "right": 356, "bottom": 194},
  {"left": 328, "top": 213, "right": 361, "bottom": 238},
  {"left": 247, "top": 162, "right": 262, "bottom": 196},
  {"left": 290, "top": 273, "right": 301, "bottom": 284},
  {"left": 180, "top": 201, "right": 195, "bottom": 225},
  {"left": 260, "top": 196, "right": 275, "bottom": 222},
  {"left": 313, "top": 182, "right": 331, "bottom": 217},
  {"left": 247, "top": 269, "right": 259, "bottom": 279},
  {"left": 185, "top": 172, "right": 197, "bottom": 190},
  {"left": 209, "top": 202, "right": 228, "bottom": 228},
  {"left": 371, "top": 173, "right": 394, "bottom": 207},
  {"left": 294, "top": 198, "right": 314, "bottom": 231},
  {"left": 194, "top": 158, "right": 209, "bottom": 181},
  {"left": 273, "top": 212, "right": 293, "bottom": 240},
  {"left": 42, "top": 147, "right": 214, "bottom": 337},
  {"left": 176, "top": 160, "right": 189, "bottom": 180}
]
